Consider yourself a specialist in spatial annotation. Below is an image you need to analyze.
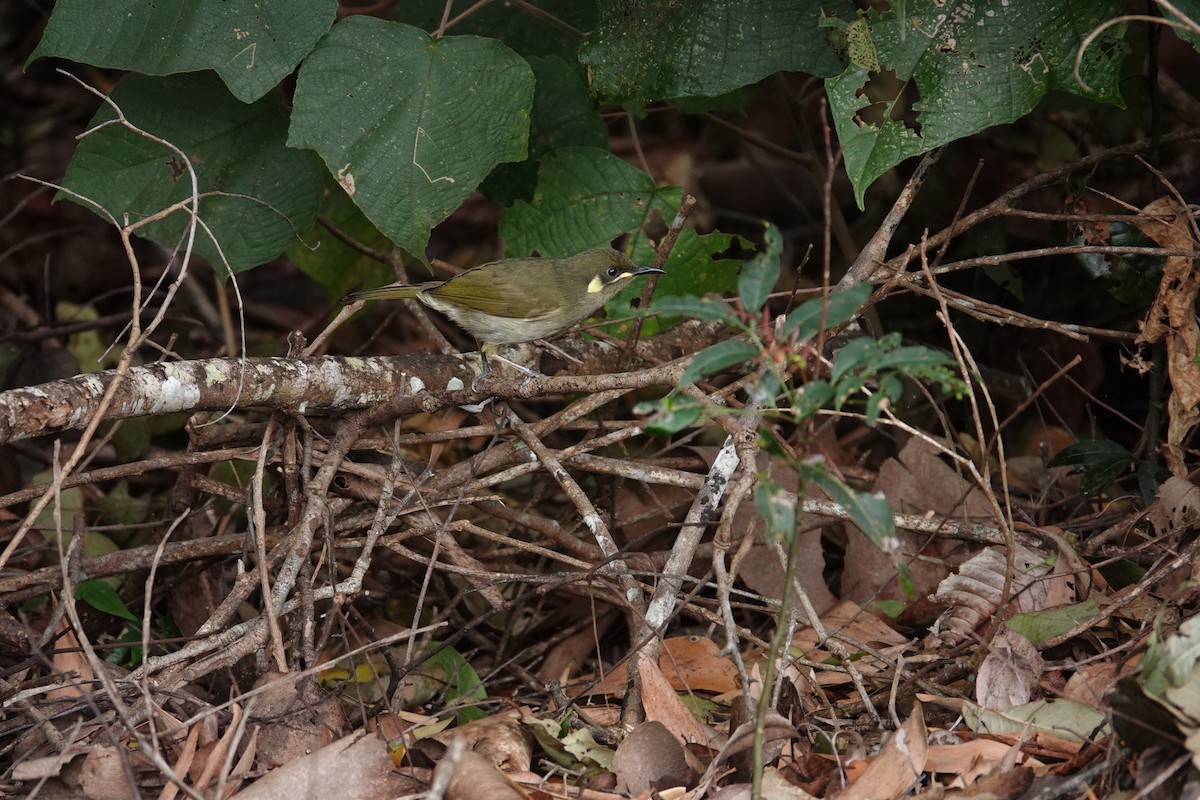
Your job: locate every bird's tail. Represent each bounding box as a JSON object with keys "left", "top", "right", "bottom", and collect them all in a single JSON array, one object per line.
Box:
[{"left": 345, "top": 283, "right": 427, "bottom": 304}]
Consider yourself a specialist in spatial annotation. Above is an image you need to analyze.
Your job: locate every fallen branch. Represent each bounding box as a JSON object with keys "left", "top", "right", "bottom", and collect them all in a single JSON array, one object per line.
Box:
[{"left": 0, "top": 321, "right": 720, "bottom": 444}]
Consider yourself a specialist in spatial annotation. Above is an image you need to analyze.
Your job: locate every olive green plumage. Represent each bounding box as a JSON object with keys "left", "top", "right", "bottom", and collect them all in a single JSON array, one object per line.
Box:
[{"left": 348, "top": 248, "right": 663, "bottom": 363}]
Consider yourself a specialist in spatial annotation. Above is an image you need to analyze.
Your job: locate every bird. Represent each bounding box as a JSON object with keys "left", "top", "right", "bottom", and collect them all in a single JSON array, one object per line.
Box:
[{"left": 347, "top": 248, "right": 663, "bottom": 384}]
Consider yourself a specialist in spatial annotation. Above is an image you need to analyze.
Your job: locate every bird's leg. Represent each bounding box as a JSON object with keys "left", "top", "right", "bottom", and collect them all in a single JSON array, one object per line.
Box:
[
  {"left": 471, "top": 344, "right": 546, "bottom": 391},
  {"left": 470, "top": 345, "right": 494, "bottom": 392}
]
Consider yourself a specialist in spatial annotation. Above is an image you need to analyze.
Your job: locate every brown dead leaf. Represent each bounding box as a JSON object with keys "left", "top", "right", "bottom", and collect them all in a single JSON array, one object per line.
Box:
[
  {"left": 842, "top": 437, "right": 988, "bottom": 606},
  {"left": 924, "top": 738, "right": 1043, "bottom": 787},
  {"left": 191, "top": 702, "right": 243, "bottom": 795},
  {"left": 638, "top": 658, "right": 724, "bottom": 749},
  {"left": 1147, "top": 476, "right": 1200, "bottom": 543},
  {"left": 433, "top": 710, "right": 534, "bottom": 773},
  {"left": 719, "top": 706, "right": 802, "bottom": 782},
  {"left": 612, "top": 720, "right": 696, "bottom": 795},
  {"left": 250, "top": 671, "right": 347, "bottom": 770},
  {"left": 79, "top": 745, "right": 140, "bottom": 800},
  {"left": 590, "top": 636, "right": 739, "bottom": 697},
  {"left": 837, "top": 701, "right": 928, "bottom": 800},
  {"left": 926, "top": 543, "right": 1055, "bottom": 649},
  {"left": 736, "top": 533, "right": 837, "bottom": 621},
  {"left": 234, "top": 729, "right": 423, "bottom": 800},
  {"left": 47, "top": 612, "right": 92, "bottom": 700},
  {"left": 704, "top": 769, "right": 821, "bottom": 799},
  {"left": 733, "top": 454, "right": 837, "bottom": 618},
  {"left": 800, "top": 600, "right": 908, "bottom": 647},
  {"left": 658, "top": 636, "right": 740, "bottom": 695},
  {"left": 976, "top": 628, "right": 1044, "bottom": 712},
  {"left": 442, "top": 742, "right": 531, "bottom": 800},
  {"left": 1063, "top": 662, "right": 1121, "bottom": 709},
  {"left": 158, "top": 722, "right": 201, "bottom": 800},
  {"left": 537, "top": 608, "right": 622, "bottom": 682},
  {"left": 10, "top": 746, "right": 89, "bottom": 783},
  {"left": 1133, "top": 197, "right": 1200, "bottom": 475},
  {"left": 777, "top": 601, "right": 909, "bottom": 688}
]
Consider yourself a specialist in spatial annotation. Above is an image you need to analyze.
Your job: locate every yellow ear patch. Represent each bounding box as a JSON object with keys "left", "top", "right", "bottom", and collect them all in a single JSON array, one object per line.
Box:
[{"left": 587, "top": 272, "right": 634, "bottom": 294}]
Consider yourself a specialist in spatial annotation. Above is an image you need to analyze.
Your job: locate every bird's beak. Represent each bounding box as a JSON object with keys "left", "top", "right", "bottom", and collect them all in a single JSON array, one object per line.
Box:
[{"left": 632, "top": 266, "right": 665, "bottom": 276}]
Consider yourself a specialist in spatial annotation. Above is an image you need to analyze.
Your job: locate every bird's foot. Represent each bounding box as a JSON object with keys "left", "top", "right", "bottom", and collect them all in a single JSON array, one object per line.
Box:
[{"left": 494, "top": 353, "right": 544, "bottom": 380}]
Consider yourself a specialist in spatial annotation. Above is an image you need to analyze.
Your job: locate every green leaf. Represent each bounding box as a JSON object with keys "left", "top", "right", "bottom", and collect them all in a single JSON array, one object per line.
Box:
[
  {"left": 870, "top": 345, "right": 953, "bottom": 373},
  {"left": 826, "top": 1, "right": 1127, "bottom": 208},
  {"left": 864, "top": 387, "right": 889, "bottom": 426},
  {"left": 652, "top": 295, "right": 737, "bottom": 322},
  {"left": 56, "top": 302, "right": 108, "bottom": 373},
  {"left": 1048, "top": 439, "right": 1135, "bottom": 495},
  {"left": 1163, "top": 615, "right": 1200, "bottom": 689},
  {"left": 580, "top": 0, "right": 850, "bottom": 103},
  {"left": 396, "top": 0, "right": 597, "bottom": 62},
  {"left": 289, "top": 17, "right": 534, "bottom": 261},
  {"left": 483, "top": 55, "right": 608, "bottom": 205},
  {"left": 678, "top": 340, "right": 759, "bottom": 387},
  {"left": 793, "top": 380, "right": 835, "bottom": 419},
  {"left": 825, "top": 64, "right": 924, "bottom": 210},
  {"left": 738, "top": 224, "right": 783, "bottom": 311},
  {"left": 746, "top": 369, "right": 783, "bottom": 407},
  {"left": 833, "top": 374, "right": 867, "bottom": 410},
  {"left": 870, "top": 599, "right": 906, "bottom": 618},
  {"left": 803, "top": 462, "right": 896, "bottom": 553},
  {"left": 289, "top": 175, "right": 395, "bottom": 298},
  {"left": 77, "top": 579, "right": 139, "bottom": 622},
  {"left": 754, "top": 477, "right": 796, "bottom": 544},
  {"left": 829, "top": 336, "right": 879, "bottom": 383},
  {"left": 500, "top": 147, "right": 659, "bottom": 257},
  {"left": 30, "top": 0, "right": 336, "bottom": 103},
  {"left": 1165, "top": 0, "right": 1200, "bottom": 52},
  {"left": 62, "top": 73, "right": 322, "bottom": 275},
  {"left": 1007, "top": 598, "right": 1101, "bottom": 646},
  {"left": 423, "top": 643, "right": 487, "bottom": 725},
  {"left": 95, "top": 480, "right": 151, "bottom": 529},
  {"left": 636, "top": 395, "right": 707, "bottom": 435},
  {"left": 636, "top": 229, "right": 740, "bottom": 299},
  {"left": 601, "top": 228, "right": 740, "bottom": 339},
  {"left": 783, "top": 282, "right": 872, "bottom": 339},
  {"left": 963, "top": 698, "right": 1109, "bottom": 744}
]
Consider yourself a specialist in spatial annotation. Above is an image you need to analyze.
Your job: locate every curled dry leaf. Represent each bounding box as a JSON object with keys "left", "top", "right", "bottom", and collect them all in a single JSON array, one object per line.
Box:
[
  {"left": 433, "top": 710, "right": 534, "bottom": 773},
  {"left": 926, "top": 543, "right": 1059, "bottom": 649},
  {"left": 80, "top": 745, "right": 142, "bottom": 800},
  {"left": 1147, "top": 476, "right": 1200, "bottom": 543},
  {"left": 1131, "top": 197, "right": 1200, "bottom": 476},
  {"left": 442, "top": 742, "right": 531, "bottom": 800},
  {"left": 924, "top": 738, "right": 1042, "bottom": 789}
]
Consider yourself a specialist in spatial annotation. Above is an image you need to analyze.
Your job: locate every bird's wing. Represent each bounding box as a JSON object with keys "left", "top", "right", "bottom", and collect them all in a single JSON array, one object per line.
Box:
[{"left": 428, "top": 269, "right": 557, "bottom": 319}]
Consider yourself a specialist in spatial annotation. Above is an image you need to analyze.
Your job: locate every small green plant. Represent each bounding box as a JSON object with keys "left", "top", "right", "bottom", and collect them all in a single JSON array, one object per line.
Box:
[
  {"left": 655, "top": 226, "right": 963, "bottom": 420},
  {"left": 641, "top": 225, "right": 964, "bottom": 587},
  {"left": 1049, "top": 438, "right": 1167, "bottom": 499}
]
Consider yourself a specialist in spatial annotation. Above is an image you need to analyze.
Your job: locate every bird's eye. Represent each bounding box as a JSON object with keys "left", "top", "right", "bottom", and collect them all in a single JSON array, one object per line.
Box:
[{"left": 606, "top": 267, "right": 620, "bottom": 278}]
